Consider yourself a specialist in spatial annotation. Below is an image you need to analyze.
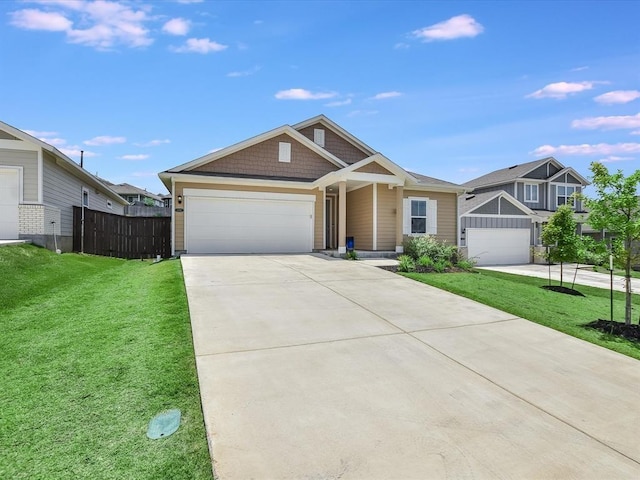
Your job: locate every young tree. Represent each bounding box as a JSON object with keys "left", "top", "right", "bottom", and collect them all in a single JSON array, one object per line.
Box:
[
  {"left": 541, "top": 204, "right": 579, "bottom": 286},
  {"left": 584, "top": 162, "right": 640, "bottom": 325}
]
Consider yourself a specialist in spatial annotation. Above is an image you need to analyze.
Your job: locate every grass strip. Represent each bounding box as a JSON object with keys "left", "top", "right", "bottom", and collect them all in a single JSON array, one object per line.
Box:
[{"left": 0, "top": 245, "right": 212, "bottom": 479}]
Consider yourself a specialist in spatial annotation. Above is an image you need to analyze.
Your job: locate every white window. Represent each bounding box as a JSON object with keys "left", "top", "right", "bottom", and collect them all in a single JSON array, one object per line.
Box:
[
  {"left": 411, "top": 199, "right": 427, "bottom": 234},
  {"left": 524, "top": 183, "right": 538, "bottom": 203},
  {"left": 403, "top": 197, "right": 437, "bottom": 235},
  {"left": 314, "top": 128, "right": 325, "bottom": 147},
  {"left": 82, "top": 188, "right": 89, "bottom": 207},
  {"left": 278, "top": 142, "right": 291, "bottom": 163},
  {"left": 106, "top": 200, "right": 113, "bottom": 209},
  {"left": 557, "top": 185, "right": 577, "bottom": 208}
]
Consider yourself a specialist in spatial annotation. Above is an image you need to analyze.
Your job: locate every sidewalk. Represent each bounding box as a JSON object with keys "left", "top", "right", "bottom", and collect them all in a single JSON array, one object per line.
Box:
[{"left": 479, "top": 263, "right": 639, "bottom": 293}]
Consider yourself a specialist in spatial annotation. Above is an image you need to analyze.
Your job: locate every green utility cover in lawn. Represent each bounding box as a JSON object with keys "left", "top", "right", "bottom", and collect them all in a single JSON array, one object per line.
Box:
[{"left": 147, "top": 409, "right": 181, "bottom": 439}]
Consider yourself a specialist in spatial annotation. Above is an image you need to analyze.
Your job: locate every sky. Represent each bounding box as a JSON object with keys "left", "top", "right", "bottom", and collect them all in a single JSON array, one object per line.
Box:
[{"left": 1, "top": 0, "right": 639, "bottom": 195}]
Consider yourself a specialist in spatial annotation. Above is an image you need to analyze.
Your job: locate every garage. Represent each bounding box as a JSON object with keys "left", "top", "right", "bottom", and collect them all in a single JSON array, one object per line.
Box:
[
  {"left": 184, "top": 189, "right": 315, "bottom": 254},
  {"left": 466, "top": 228, "right": 530, "bottom": 266},
  {"left": 0, "top": 168, "right": 19, "bottom": 239}
]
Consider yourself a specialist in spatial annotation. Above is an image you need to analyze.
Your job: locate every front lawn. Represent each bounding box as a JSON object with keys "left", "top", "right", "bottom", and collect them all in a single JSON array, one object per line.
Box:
[
  {"left": 403, "top": 269, "right": 640, "bottom": 360},
  {"left": 0, "top": 245, "right": 212, "bottom": 479}
]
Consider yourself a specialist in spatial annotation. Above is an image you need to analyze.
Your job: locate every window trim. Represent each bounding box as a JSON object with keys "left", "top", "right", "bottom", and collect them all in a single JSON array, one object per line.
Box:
[
  {"left": 410, "top": 197, "right": 428, "bottom": 235},
  {"left": 556, "top": 184, "right": 577, "bottom": 209},
  {"left": 524, "top": 183, "right": 539, "bottom": 203},
  {"left": 82, "top": 187, "right": 89, "bottom": 207}
]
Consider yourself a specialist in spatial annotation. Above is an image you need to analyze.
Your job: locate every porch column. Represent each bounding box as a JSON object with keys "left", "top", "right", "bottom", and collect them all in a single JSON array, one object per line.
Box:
[
  {"left": 395, "top": 185, "right": 404, "bottom": 253},
  {"left": 338, "top": 181, "right": 347, "bottom": 254}
]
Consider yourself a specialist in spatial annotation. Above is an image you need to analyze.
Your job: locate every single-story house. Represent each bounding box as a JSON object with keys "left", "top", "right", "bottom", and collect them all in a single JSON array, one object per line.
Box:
[
  {"left": 0, "top": 120, "right": 129, "bottom": 251},
  {"left": 459, "top": 157, "right": 589, "bottom": 265},
  {"left": 159, "top": 115, "right": 466, "bottom": 256}
]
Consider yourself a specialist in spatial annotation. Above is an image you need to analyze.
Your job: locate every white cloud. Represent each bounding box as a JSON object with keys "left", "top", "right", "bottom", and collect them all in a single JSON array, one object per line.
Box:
[
  {"left": 371, "top": 91, "right": 402, "bottom": 100},
  {"left": 412, "top": 14, "right": 484, "bottom": 42},
  {"left": 24, "top": 129, "right": 59, "bottom": 138},
  {"left": 10, "top": 9, "right": 72, "bottom": 31},
  {"left": 177, "top": 0, "right": 203, "bottom": 3},
  {"left": 162, "top": 18, "right": 190, "bottom": 36},
  {"left": 594, "top": 90, "right": 640, "bottom": 105},
  {"left": 571, "top": 113, "right": 640, "bottom": 130},
  {"left": 526, "top": 81, "right": 600, "bottom": 99},
  {"left": 10, "top": 1, "right": 154, "bottom": 49},
  {"left": 631, "top": 130, "right": 640, "bottom": 135},
  {"left": 570, "top": 66, "right": 589, "bottom": 72},
  {"left": 227, "top": 66, "right": 261, "bottom": 77},
  {"left": 598, "top": 156, "right": 635, "bottom": 163},
  {"left": 394, "top": 42, "right": 410, "bottom": 49},
  {"left": 60, "top": 146, "right": 98, "bottom": 158},
  {"left": 130, "top": 171, "right": 158, "bottom": 177},
  {"left": 347, "top": 110, "right": 379, "bottom": 117},
  {"left": 533, "top": 142, "right": 640, "bottom": 157},
  {"left": 119, "top": 154, "right": 149, "bottom": 160},
  {"left": 84, "top": 135, "right": 126, "bottom": 146},
  {"left": 274, "top": 88, "right": 337, "bottom": 100},
  {"left": 171, "top": 37, "right": 227, "bottom": 53},
  {"left": 325, "top": 98, "right": 352, "bottom": 107},
  {"left": 134, "top": 139, "right": 170, "bottom": 147}
]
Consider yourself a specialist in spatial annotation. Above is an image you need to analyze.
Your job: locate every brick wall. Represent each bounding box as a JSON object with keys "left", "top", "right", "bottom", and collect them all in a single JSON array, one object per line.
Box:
[{"left": 19, "top": 204, "right": 45, "bottom": 235}]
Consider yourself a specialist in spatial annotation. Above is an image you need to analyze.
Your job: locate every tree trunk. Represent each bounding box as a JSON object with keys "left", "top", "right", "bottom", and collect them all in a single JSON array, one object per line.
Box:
[{"left": 560, "top": 262, "right": 563, "bottom": 287}]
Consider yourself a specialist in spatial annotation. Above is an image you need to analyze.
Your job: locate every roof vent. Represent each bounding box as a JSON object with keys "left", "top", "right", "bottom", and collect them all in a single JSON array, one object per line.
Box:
[
  {"left": 508, "top": 164, "right": 519, "bottom": 169},
  {"left": 465, "top": 195, "right": 476, "bottom": 200}
]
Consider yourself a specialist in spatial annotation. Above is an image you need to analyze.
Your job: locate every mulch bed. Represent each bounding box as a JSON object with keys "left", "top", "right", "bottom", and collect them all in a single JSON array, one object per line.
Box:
[
  {"left": 540, "top": 285, "right": 585, "bottom": 297},
  {"left": 586, "top": 319, "right": 640, "bottom": 342}
]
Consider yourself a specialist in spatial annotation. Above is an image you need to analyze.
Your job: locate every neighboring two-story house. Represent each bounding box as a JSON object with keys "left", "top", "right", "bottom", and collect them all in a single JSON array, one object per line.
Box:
[{"left": 459, "top": 157, "right": 589, "bottom": 265}]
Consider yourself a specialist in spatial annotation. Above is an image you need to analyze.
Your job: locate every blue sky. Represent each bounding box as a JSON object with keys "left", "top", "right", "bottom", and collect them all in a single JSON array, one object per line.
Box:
[{"left": 1, "top": 0, "right": 638, "bottom": 195}]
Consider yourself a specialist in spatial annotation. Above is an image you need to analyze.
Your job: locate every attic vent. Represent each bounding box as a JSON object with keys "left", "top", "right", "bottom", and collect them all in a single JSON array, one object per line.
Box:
[
  {"left": 278, "top": 142, "right": 291, "bottom": 163},
  {"left": 314, "top": 128, "right": 325, "bottom": 147},
  {"left": 465, "top": 195, "right": 476, "bottom": 200},
  {"left": 508, "top": 164, "right": 519, "bottom": 169}
]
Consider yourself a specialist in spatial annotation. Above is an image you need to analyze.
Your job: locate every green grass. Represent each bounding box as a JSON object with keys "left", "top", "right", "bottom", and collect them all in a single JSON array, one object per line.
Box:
[
  {"left": 0, "top": 245, "right": 212, "bottom": 480},
  {"left": 403, "top": 269, "right": 640, "bottom": 361},
  {"left": 591, "top": 265, "right": 640, "bottom": 279}
]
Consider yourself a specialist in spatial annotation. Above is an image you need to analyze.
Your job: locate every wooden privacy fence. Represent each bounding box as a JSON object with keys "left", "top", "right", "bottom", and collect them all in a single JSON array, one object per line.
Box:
[{"left": 73, "top": 207, "right": 171, "bottom": 259}]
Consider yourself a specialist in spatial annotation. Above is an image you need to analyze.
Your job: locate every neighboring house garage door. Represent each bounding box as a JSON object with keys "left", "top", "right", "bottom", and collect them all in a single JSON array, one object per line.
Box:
[
  {"left": 467, "top": 228, "right": 530, "bottom": 266},
  {"left": 184, "top": 189, "right": 315, "bottom": 254},
  {"left": 0, "top": 168, "right": 19, "bottom": 239}
]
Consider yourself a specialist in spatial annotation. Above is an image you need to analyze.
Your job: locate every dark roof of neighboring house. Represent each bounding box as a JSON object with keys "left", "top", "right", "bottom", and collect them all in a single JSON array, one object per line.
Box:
[
  {"left": 107, "top": 182, "right": 164, "bottom": 201},
  {"left": 462, "top": 157, "right": 557, "bottom": 188},
  {"left": 408, "top": 171, "right": 466, "bottom": 190}
]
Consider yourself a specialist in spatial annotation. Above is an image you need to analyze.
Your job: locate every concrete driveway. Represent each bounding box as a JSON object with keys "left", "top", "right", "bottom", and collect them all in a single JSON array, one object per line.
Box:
[
  {"left": 480, "top": 263, "right": 639, "bottom": 293},
  {"left": 182, "top": 254, "right": 640, "bottom": 479}
]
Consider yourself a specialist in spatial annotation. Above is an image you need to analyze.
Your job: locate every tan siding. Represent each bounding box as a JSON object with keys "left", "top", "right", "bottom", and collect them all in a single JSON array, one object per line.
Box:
[
  {"left": 174, "top": 182, "right": 323, "bottom": 252},
  {"left": 404, "top": 189, "right": 457, "bottom": 244},
  {"left": 0, "top": 148, "right": 38, "bottom": 202},
  {"left": 42, "top": 152, "right": 124, "bottom": 236},
  {"left": 355, "top": 162, "right": 393, "bottom": 175},
  {"left": 346, "top": 185, "right": 373, "bottom": 250},
  {"left": 298, "top": 123, "right": 369, "bottom": 164},
  {"left": 376, "top": 184, "right": 396, "bottom": 250},
  {"left": 193, "top": 134, "right": 338, "bottom": 180}
]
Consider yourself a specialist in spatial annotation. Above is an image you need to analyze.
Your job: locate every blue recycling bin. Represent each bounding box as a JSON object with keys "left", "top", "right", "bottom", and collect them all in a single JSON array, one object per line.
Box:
[{"left": 346, "top": 236, "right": 355, "bottom": 251}]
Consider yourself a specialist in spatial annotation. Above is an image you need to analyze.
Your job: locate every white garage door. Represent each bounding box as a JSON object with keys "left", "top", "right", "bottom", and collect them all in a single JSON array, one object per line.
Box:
[
  {"left": 0, "top": 169, "right": 19, "bottom": 239},
  {"left": 185, "top": 190, "right": 315, "bottom": 254},
  {"left": 467, "top": 228, "right": 530, "bottom": 266}
]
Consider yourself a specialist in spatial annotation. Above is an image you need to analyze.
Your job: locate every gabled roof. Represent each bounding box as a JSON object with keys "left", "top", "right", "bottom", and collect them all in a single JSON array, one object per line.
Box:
[
  {"left": 407, "top": 171, "right": 466, "bottom": 193},
  {"left": 0, "top": 120, "right": 128, "bottom": 205},
  {"left": 165, "top": 123, "right": 348, "bottom": 174},
  {"left": 460, "top": 190, "right": 536, "bottom": 216},
  {"left": 292, "top": 114, "right": 377, "bottom": 157},
  {"left": 463, "top": 157, "right": 564, "bottom": 189},
  {"left": 547, "top": 167, "right": 590, "bottom": 185},
  {"left": 109, "top": 183, "right": 164, "bottom": 201}
]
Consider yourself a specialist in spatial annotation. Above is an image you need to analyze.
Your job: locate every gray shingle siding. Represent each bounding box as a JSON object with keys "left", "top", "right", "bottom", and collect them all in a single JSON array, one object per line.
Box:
[
  {"left": 0, "top": 149, "right": 38, "bottom": 202},
  {"left": 523, "top": 164, "right": 548, "bottom": 179},
  {"left": 501, "top": 198, "right": 528, "bottom": 215},
  {"left": 43, "top": 152, "right": 124, "bottom": 236}
]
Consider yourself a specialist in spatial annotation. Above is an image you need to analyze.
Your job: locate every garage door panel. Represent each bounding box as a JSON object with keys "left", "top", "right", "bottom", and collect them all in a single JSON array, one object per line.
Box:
[
  {"left": 186, "top": 193, "right": 314, "bottom": 254},
  {"left": 467, "top": 228, "right": 529, "bottom": 266},
  {"left": 0, "top": 169, "right": 19, "bottom": 239}
]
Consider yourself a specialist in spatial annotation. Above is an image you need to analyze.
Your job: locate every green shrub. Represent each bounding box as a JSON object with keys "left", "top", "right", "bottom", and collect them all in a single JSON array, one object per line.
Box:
[
  {"left": 345, "top": 250, "right": 358, "bottom": 260},
  {"left": 577, "top": 236, "right": 608, "bottom": 266},
  {"left": 397, "top": 255, "right": 416, "bottom": 272},
  {"left": 417, "top": 255, "right": 434, "bottom": 268},
  {"left": 433, "top": 259, "right": 452, "bottom": 273},
  {"left": 402, "top": 235, "right": 458, "bottom": 263},
  {"left": 456, "top": 259, "right": 476, "bottom": 271}
]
